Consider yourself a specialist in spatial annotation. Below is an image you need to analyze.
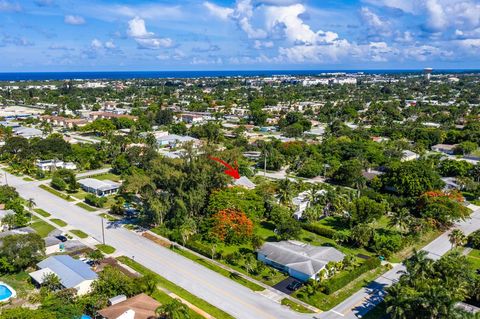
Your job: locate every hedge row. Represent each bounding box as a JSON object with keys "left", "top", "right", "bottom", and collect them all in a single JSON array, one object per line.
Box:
[
  {"left": 301, "top": 223, "right": 337, "bottom": 239},
  {"left": 185, "top": 240, "right": 220, "bottom": 259},
  {"left": 321, "top": 257, "right": 381, "bottom": 295}
]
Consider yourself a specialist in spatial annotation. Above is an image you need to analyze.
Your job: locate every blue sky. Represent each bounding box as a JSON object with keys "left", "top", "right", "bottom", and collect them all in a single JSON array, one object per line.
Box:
[{"left": 0, "top": 0, "right": 479, "bottom": 71}]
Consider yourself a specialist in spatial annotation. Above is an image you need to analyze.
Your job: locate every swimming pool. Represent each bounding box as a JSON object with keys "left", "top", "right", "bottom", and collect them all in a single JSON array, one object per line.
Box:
[{"left": 0, "top": 282, "right": 15, "bottom": 302}]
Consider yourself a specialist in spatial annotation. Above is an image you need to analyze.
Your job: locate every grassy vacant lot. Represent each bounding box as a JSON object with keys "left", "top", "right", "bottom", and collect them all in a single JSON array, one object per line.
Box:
[
  {"left": 39, "top": 184, "right": 75, "bottom": 202},
  {"left": 70, "top": 229, "right": 88, "bottom": 239},
  {"left": 50, "top": 218, "right": 67, "bottom": 227},
  {"left": 118, "top": 256, "right": 235, "bottom": 319},
  {"left": 96, "top": 244, "right": 116, "bottom": 254},
  {"left": 33, "top": 208, "right": 51, "bottom": 217},
  {"left": 294, "top": 265, "right": 388, "bottom": 310},
  {"left": 30, "top": 220, "right": 55, "bottom": 237},
  {"left": 171, "top": 246, "right": 264, "bottom": 291},
  {"left": 76, "top": 202, "right": 97, "bottom": 212}
]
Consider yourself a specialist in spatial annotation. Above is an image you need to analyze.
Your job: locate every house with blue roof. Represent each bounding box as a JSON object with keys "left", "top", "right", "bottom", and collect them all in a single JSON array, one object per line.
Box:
[{"left": 29, "top": 255, "right": 98, "bottom": 295}]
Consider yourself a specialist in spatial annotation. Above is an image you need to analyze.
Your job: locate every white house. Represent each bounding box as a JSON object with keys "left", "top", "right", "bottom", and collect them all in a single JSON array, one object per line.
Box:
[
  {"left": 78, "top": 178, "right": 120, "bottom": 197},
  {"left": 29, "top": 255, "right": 98, "bottom": 295},
  {"left": 401, "top": 150, "right": 420, "bottom": 162},
  {"left": 432, "top": 144, "right": 458, "bottom": 155},
  {"left": 35, "top": 160, "right": 77, "bottom": 171},
  {"left": 257, "top": 241, "right": 345, "bottom": 282},
  {"left": 292, "top": 190, "right": 327, "bottom": 220}
]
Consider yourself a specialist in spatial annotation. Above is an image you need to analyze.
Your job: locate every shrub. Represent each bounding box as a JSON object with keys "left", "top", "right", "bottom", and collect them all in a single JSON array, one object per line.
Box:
[
  {"left": 185, "top": 241, "right": 219, "bottom": 259},
  {"left": 301, "top": 223, "right": 337, "bottom": 239},
  {"left": 85, "top": 194, "right": 107, "bottom": 208},
  {"left": 468, "top": 230, "right": 480, "bottom": 249},
  {"left": 321, "top": 257, "right": 381, "bottom": 294},
  {"left": 371, "top": 233, "right": 404, "bottom": 257}
]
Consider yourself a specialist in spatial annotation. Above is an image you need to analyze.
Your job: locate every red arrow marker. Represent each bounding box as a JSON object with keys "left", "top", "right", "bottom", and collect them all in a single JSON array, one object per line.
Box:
[{"left": 208, "top": 156, "right": 241, "bottom": 179}]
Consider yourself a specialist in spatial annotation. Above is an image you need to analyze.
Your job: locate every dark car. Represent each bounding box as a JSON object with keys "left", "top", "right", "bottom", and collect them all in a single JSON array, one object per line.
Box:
[
  {"left": 56, "top": 235, "right": 68, "bottom": 242},
  {"left": 286, "top": 281, "right": 302, "bottom": 291}
]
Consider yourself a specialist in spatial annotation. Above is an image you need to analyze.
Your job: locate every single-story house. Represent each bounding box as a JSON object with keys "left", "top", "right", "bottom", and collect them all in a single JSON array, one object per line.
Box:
[
  {"left": 292, "top": 190, "right": 327, "bottom": 220},
  {"left": 97, "top": 293, "right": 161, "bottom": 319},
  {"left": 29, "top": 255, "right": 98, "bottom": 295},
  {"left": 78, "top": 178, "right": 121, "bottom": 197},
  {"left": 233, "top": 176, "right": 256, "bottom": 190},
  {"left": 401, "top": 150, "right": 420, "bottom": 162},
  {"left": 432, "top": 144, "right": 458, "bottom": 155},
  {"left": 36, "top": 159, "right": 77, "bottom": 171},
  {"left": 13, "top": 126, "right": 42, "bottom": 139},
  {"left": 0, "top": 226, "right": 36, "bottom": 243},
  {"left": 257, "top": 240, "right": 345, "bottom": 282},
  {"left": 156, "top": 134, "right": 199, "bottom": 148}
]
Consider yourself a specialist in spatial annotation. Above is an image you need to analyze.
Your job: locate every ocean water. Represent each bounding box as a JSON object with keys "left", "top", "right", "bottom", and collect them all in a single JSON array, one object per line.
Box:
[{"left": 0, "top": 69, "right": 478, "bottom": 81}]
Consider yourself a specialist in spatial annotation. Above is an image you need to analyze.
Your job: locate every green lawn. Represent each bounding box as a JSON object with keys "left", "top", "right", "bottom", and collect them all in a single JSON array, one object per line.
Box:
[
  {"left": 171, "top": 246, "right": 264, "bottom": 291},
  {"left": 118, "top": 256, "right": 235, "bottom": 319},
  {"left": 96, "top": 244, "right": 116, "bottom": 254},
  {"left": 30, "top": 220, "right": 55, "bottom": 237},
  {"left": 39, "top": 184, "right": 75, "bottom": 202},
  {"left": 22, "top": 176, "right": 34, "bottom": 181},
  {"left": 281, "top": 298, "right": 314, "bottom": 313},
  {"left": 90, "top": 172, "right": 121, "bottom": 182},
  {"left": 70, "top": 189, "right": 90, "bottom": 200},
  {"left": 76, "top": 202, "right": 98, "bottom": 212},
  {"left": 50, "top": 218, "right": 67, "bottom": 227},
  {"left": 294, "top": 266, "right": 388, "bottom": 310},
  {"left": 70, "top": 229, "right": 89, "bottom": 239},
  {"left": 467, "top": 249, "right": 480, "bottom": 269},
  {"left": 99, "top": 213, "right": 118, "bottom": 221},
  {"left": 33, "top": 208, "right": 51, "bottom": 217}
]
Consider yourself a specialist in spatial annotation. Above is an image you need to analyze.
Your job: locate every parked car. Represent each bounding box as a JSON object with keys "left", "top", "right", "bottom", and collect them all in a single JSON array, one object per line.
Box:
[
  {"left": 286, "top": 281, "right": 302, "bottom": 291},
  {"left": 56, "top": 235, "right": 68, "bottom": 242}
]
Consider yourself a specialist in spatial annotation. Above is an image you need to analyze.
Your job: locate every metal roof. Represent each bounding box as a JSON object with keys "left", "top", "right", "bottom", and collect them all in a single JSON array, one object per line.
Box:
[
  {"left": 37, "top": 255, "right": 97, "bottom": 288},
  {"left": 78, "top": 178, "right": 121, "bottom": 191},
  {"left": 258, "top": 241, "right": 345, "bottom": 277}
]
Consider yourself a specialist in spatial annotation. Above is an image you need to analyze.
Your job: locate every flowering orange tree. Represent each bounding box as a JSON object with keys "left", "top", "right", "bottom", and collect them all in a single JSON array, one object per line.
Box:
[
  {"left": 211, "top": 208, "right": 254, "bottom": 244},
  {"left": 417, "top": 190, "right": 470, "bottom": 228}
]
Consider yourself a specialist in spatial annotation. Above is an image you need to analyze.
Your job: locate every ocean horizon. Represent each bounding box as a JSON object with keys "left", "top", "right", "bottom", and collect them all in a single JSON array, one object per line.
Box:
[{"left": 1, "top": 69, "right": 479, "bottom": 81}]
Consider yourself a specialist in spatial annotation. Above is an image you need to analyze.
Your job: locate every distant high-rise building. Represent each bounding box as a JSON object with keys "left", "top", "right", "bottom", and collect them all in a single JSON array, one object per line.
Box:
[{"left": 424, "top": 68, "right": 433, "bottom": 80}]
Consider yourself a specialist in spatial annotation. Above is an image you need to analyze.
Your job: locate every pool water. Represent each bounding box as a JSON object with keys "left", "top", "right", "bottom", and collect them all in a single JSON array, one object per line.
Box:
[{"left": 0, "top": 284, "right": 13, "bottom": 301}]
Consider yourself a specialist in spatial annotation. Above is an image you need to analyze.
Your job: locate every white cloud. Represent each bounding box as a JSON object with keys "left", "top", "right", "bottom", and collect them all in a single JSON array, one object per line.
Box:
[
  {"left": 203, "top": 1, "right": 234, "bottom": 20},
  {"left": 254, "top": 40, "right": 274, "bottom": 49},
  {"left": 0, "top": 0, "right": 21, "bottom": 12},
  {"left": 403, "top": 44, "right": 453, "bottom": 61},
  {"left": 92, "top": 4, "right": 182, "bottom": 21},
  {"left": 457, "top": 38, "right": 480, "bottom": 49},
  {"left": 425, "top": 0, "right": 447, "bottom": 30},
  {"left": 91, "top": 39, "right": 103, "bottom": 49},
  {"left": 64, "top": 15, "right": 86, "bottom": 25},
  {"left": 105, "top": 41, "right": 116, "bottom": 49},
  {"left": 127, "top": 17, "right": 172, "bottom": 49}
]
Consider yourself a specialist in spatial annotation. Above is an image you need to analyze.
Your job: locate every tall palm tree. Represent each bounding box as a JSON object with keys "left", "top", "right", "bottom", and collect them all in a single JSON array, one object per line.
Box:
[
  {"left": 277, "top": 178, "right": 294, "bottom": 206},
  {"left": 26, "top": 198, "right": 36, "bottom": 210},
  {"left": 448, "top": 229, "right": 466, "bottom": 249},
  {"left": 179, "top": 217, "right": 197, "bottom": 246},
  {"left": 389, "top": 208, "right": 412, "bottom": 232},
  {"left": 155, "top": 299, "right": 190, "bottom": 319}
]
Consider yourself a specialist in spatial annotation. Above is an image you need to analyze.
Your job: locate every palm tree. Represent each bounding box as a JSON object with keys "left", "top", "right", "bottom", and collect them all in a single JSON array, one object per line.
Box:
[
  {"left": 155, "top": 299, "right": 190, "bottom": 319},
  {"left": 277, "top": 178, "right": 294, "bottom": 206},
  {"left": 448, "top": 229, "right": 466, "bottom": 249},
  {"left": 179, "top": 218, "right": 197, "bottom": 246},
  {"left": 389, "top": 208, "right": 412, "bottom": 232},
  {"left": 26, "top": 198, "right": 36, "bottom": 210},
  {"left": 403, "top": 250, "right": 434, "bottom": 282}
]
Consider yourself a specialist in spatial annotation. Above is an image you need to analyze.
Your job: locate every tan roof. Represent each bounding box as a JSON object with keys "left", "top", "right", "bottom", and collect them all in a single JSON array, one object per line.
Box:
[{"left": 97, "top": 293, "right": 160, "bottom": 319}]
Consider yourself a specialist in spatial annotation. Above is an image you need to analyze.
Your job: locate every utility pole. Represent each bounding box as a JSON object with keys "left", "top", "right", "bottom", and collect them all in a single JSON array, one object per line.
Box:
[
  {"left": 101, "top": 217, "right": 105, "bottom": 245},
  {"left": 264, "top": 151, "right": 267, "bottom": 177}
]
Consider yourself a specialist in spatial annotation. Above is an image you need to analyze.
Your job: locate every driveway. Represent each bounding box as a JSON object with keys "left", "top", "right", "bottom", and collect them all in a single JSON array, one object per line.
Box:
[{"left": 272, "top": 277, "right": 300, "bottom": 295}]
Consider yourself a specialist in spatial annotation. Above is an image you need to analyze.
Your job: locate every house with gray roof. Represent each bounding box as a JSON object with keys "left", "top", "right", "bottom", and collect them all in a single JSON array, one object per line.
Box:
[
  {"left": 233, "top": 176, "right": 256, "bottom": 190},
  {"left": 13, "top": 126, "right": 42, "bottom": 139},
  {"left": 156, "top": 134, "right": 199, "bottom": 148},
  {"left": 29, "top": 255, "right": 98, "bottom": 295},
  {"left": 257, "top": 240, "right": 345, "bottom": 282},
  {"left": 78, "top": 178, "right": 121, "bottom": 197}
]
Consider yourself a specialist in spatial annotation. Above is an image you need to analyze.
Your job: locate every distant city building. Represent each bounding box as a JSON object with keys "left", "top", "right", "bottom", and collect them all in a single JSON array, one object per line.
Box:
[{"left": 424, "top": 68, "right": 433, "bottom": 80}]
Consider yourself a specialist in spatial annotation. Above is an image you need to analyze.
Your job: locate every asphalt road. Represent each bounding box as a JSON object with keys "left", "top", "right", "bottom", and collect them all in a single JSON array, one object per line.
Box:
[
  {"left": 4, "top": 167, "right": 480, "bottom": 319},
  {"left": 2, "top": 170, "right": 307, "bottom": 319}
]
